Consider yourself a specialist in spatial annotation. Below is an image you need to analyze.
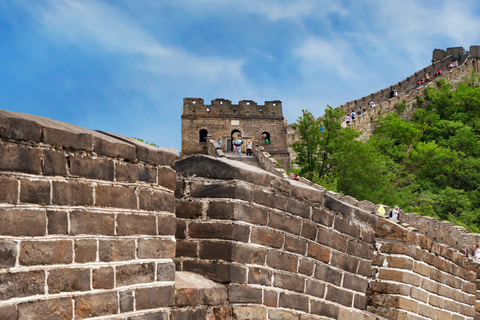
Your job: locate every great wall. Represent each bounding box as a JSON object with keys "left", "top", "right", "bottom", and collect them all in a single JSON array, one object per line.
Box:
[{"left": 1, "top": 46, "right": 480, "bottom": 320}]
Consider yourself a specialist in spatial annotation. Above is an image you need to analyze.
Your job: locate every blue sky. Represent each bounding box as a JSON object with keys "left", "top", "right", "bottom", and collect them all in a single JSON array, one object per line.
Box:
[{"left": 1, "top": 0, "right": 480, "bottom": 151}]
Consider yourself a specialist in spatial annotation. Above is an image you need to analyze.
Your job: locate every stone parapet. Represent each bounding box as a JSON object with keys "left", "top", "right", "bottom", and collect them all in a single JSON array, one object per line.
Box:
[
  {"left": 0, "top": 109, "right": 178, "bottom": 319},
  {"left": 175, "top": 155, "right": 377, "bottom": 319}
]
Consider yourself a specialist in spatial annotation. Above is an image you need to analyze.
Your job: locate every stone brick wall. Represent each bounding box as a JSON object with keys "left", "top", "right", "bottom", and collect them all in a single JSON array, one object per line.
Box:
[
  {"left": 174, "top": 155, "right": 378, "bottom": 319},
  {"left": 0, "top": 109, "right": 178, "bottom": 319},
  {"left": 371, "top": 218, "right": 477, "bottom": 319}
]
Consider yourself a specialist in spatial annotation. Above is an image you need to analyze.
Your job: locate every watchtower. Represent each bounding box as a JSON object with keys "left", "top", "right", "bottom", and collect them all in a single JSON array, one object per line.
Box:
[{"left": 181, "top": 98, "right": 291, "bottom": 170}]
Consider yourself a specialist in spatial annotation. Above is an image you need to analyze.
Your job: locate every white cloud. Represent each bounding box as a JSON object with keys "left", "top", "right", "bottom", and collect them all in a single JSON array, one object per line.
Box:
[{"left": 23, "top": 0, "right": 246, "bottom": 81}]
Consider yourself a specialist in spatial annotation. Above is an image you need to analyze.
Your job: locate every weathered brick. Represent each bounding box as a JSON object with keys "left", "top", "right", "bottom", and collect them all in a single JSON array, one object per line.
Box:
[
  {"left": 371, "top": 281, "right": 410, "bottom": 295},
  {"left": 18, "top": 298, "right": 72, "bottom": 320},
  {"left": 330, "top": 252, "right": 359, "bottom": 273},
  {"left": 229, "top": 284, "right": 263, "bottom": 303},
  {"left": 93, "top": 266, "right": 114, "bottom": 289},
  {"left": 310, "top": 299, "right": 338, "bottom": 319},
  {"left": 199, "top": 241, "right": 234, "bottom": 261},
  {"left": 176, "top": 240, "right": 197, "bottom": 257},
  {"left": 312, "top": 208, "right": 333, "bottom": 227},
  {"left": 314, "top": 263, "right": 342, "bottom": 286},
  {"left": 135, "top": 285, "right": 174, "bottom": 310},
  {"left": 158, "top": 214, "right": 176, "bottom": 235},
  {"left": 273, "top": 272, "right": 304, "bottom": 292},
  {"left": 75, "top": 239, "right": 97, "bottom": 263},
  {"left": 317, "top": 227, "right": 347, "bottom": 252},
  {"left": 92, "top": 134, "right": 136, "bottom": 160},
  {"left": 0, "top": 208, "right": 46, "bottom": 237},
  {"left": 269, "top": 211, "right": 302, "bottom": 235},
  {"left": 99, "top": 239, "right": 135, "bottom": 262},
  {"left": 417, "top": 234, "right": 432, "bottom": 250},
  {"left": 343, "top": 274, "right": 368, "bottom": 293},
  {"left": 386, "top": 256, "right": 413, "bottom": 270},
  {"left": 52, "top": 181, "right": 93, "bottom": 206},
  {"left": 20, "top": 240, "right": 72, "bottom": 265},
  {"left": 438, "top": 284, "right": 454, "bottom": 299},
  {"left": 116, "top": 213, "right": 156, "bottom": 235},
  {"left": 47, "top": 210, "right": 68, "bottom": 235},
  {"left": 139, "top": 189, "right": 175, "bottom": 212},
  {"left": 232, "top": 306, "right": 267, "bottom": 320},
  {"left": 301, "top": 221, "right": 317, "bottom": 241},
  {"left": 69, "top": 155, "right": 114, "bottom": 180},
  {"left": 172, "top": 308, "right": 207, "bottom": 320},
  {"left": 264, "top": 290, "right": 278, "bottom": 307},
  {"left": 248, "top": 267, "right": 272, "bottom": 286},
  {"left": 75, "top": 292, "right": 118, "bottom": 319},
  {"left": 372, "top": 253, "right": 385, "bottom": 266},
  {"left": 157, "top": 262, "right": 176, "bottom": 281},
  {"left": 209, "top": 202, "right": 269, "bottom": 225},
  {"left": 96, "top": 184, "right": 137, "bottom": 209},
  {"left": 190, "top": 181, "right": 251, "bottom": 201},
  {"left": 19, "top": 178, "right": 50, "bottom": 204},
  {"left": 357, "top": 260, "right": 371, "bottom": 277},
  {"left": 119, "top": 290, "right": 134, "bottom": 313},
  {"left": 0, "top": 143, "right": 42, "bottom": 174},
  {"left": 436, "top": 310, "right": 452, "bottom": 320},
  {"left": 0, "top": 113, "right": 42, "bottom": 141},
  {"left": 157, "top": 166, "right": 176, "bottom": 190},
  {"left": 353, "top": 208, "right": 378, "bottom": 227},
  {"left": 0, "top": 240, "right": 17, "bottom": 268},
  {"left": 116, "top": 162, "right": 156, "bottom": 183},
  {"left": 334, "top": 218, "right": 360, "bottom": 238},
  {"left": 375, "top": 218, "right": 418, "bottom": 243},
  {"left": 284, "top": 235, "right": 307, "bottom": 255},
  {"left": 211, "top": 306, "right": 232, "bottom": 320},
  {"left": 418, "top": 304, "right": 436, "bottom": 319},
  {"left": 188, "top": 222, "right": 249, "bottom": 242},
  {"left": 305, "top": 279, "right": 326, "bottom": 298},
  {"left": 307, "top": 243, "right": 331, "bottom": 264},
  {"left": 444, "top": 299, "right": 460, "bottom": 313},
  {"left": 278, "top": 292, "right": 308, "bottom": 313},
  {"left": 116, "top": 262, "right": 155, "bottom": 287},
  {"left": 71, "top": 210, "right": 114, "bottom": 235},
  {"left": 428, "top": 294, "right": 443, "bottom": 308},
  {"left": 42, "top": 149, "right": 67, "bottom": 176},
  {"left": 176, "top": 220, "right": 186, "bottom": 239},
  {"left": 453, "top": 289, "right": 470, "bottom": 304},
  {"left": 346, "top": 240, "right": 373, "bottom": 260},
  {"left": 298, "top": 259, "right": 314, "bottom": 276},
  {"left": 250, "top": 227, "right": 284, "bottom": 248},
  {"left": 0, "top": 270, "right": 45, "bottom": 300},
  {"left": 253, "top": 187, "right": 287, "bottom": 210},
  {"left": 361, "top": 228, "right": 375, "bottom": 244},
  {"left": 43, "top": 126, "right": 93, "bottom": 150},
  {"left": 176, "top": 200, "right": 203, "bottom": 219},
  {"left": 325, "top": 285, "right": 353, "bottom": 307},
  {"left": 182, "top": 260, "right": 233, "bottom": 283},
  {"left": 422, "top": 278, "right": 439, "bottom": 294},
  {"left": 430, "top": 268, "right": 445, "bottom": 283},
  {"left": 0, "top": 305, "right": 16, "bottom": 320},
  {"left": 266, "top": 250, "right": 298, "bottom": 272},
  {"left": 459, "top": 303, "right": 475, "bottom": 317},
  {"left": 0, "top": 175, "right": 18, "bottom": 204},
  {"left": 233, "top": 244, "right": 266, "bottom": 265},
  {"left": 462, "top": 281, "right": 476, "bottom": 294},
  {"left": 410, "top": 287, "right": 428, "bottom": 303},
  {"left": 48, "top": 268, "right": 90, "bottom": 294},
  {"left": 354, "top": 295, "right": 367, "bottom": 310},
  {"left": 413, "top": 261, "right": 431, "bottom": 277},
  {"left": 287, "top": 198, "right": 310, "bottom": 218}
]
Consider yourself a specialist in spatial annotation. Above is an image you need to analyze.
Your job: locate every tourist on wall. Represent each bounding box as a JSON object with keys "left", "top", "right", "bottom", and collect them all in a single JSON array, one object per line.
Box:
[
  {"left": 474, "top": 244, "right": 480, "bottom": 261},
  {"left": 218, "top": 138, "right": 222, "bottom": 150},
  {"left": 346, "top": 115, "right": 351, "bottom": 125},
  {"left": 246, "top": 140, "right": 252, "bottom": 157},
  {"left": 389, "top": 206, "right": 400, "bottom": 220}
]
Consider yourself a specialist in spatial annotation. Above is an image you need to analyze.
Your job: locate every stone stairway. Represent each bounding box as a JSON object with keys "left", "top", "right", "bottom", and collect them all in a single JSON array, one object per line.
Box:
[{"left": 224, "top": 152, "right": 264, "bottom": 170}]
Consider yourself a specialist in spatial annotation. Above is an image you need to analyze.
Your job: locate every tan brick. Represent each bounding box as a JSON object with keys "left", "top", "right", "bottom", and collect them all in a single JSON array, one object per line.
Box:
[
  {"left": 436, "top": 310, "right": 453, "bottom": 320},
  {"left": 410, "top": 287, "right": 428, "bottom": 303},
  {"left": 443, "top": 299, "right": 459, "bottom": 313},
  {"left": 75, "top": 292, "right": 118, "bottom": 319},
  {"left": 386, "top": 256, "right": 413, "bottom": 270},
  {"left": 18, "top": 298, "right": 72, "bottom": 320},
  {"left": 462, "top": 281, "right": 476, "bottom": 294},
  {"left": 418, "top": 303, "right": 436, "bottom": 319},
  {"left": 20, "top": 240, "right": 73, "bottom": 265},
  {"left": 307, "top": 243, "right": 330, "bottom": 263},
  {"left": 0, "top": 176, "right": 18, "bottom": 203},
  {"left": 421, "top": 278, "right": 438, "bottom": 294},
  {"left": 96, "top": 184, "right": 137, "bottom": 209},
  {"left": 413, "top": 261, "right": 431, "bottom": 277},
  {"left": 459, "top": 303, "right": 475, "bottom": 317},
  {"left": 0, "top": 209, "right": 46, "bottom": 236},
  {"left": 428, "top": 294, "right": 443, "bottom": 308}
]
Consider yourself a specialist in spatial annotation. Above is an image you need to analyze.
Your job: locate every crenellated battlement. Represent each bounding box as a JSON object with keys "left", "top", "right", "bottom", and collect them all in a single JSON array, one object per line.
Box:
[{"left": 182, "top": 98, "right": 283, "bottom": 118}]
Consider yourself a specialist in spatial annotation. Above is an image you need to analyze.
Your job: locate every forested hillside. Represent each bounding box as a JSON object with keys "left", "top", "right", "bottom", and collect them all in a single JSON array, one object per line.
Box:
[{"left": 292, "top": 70, "right": 480, "bottom": 232}]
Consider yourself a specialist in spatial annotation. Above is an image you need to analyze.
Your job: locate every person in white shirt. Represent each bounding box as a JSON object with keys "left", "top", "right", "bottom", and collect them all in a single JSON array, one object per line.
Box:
[
  {"left": 246, "top": 140, "right": 252, "bottom": 157},
  {"left": 370, "top": 101, "right": 375, "bottom": 108},
  {"left": 474, "top": 244, "right": 480, "bottom": 261},
  {"left": 391, "top": 206, "right": 399, "bottom": 220}
]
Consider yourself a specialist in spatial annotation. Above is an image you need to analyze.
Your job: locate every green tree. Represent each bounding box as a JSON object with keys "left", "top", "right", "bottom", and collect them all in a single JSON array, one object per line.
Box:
[{"left": 291, "top": 110, "right": 321, "bottom": 179}]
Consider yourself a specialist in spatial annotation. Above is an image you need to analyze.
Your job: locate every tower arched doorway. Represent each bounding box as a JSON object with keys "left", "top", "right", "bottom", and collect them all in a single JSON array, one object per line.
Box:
[{"left": 230, "top": 129, "right": 242, "bottom": 151}]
